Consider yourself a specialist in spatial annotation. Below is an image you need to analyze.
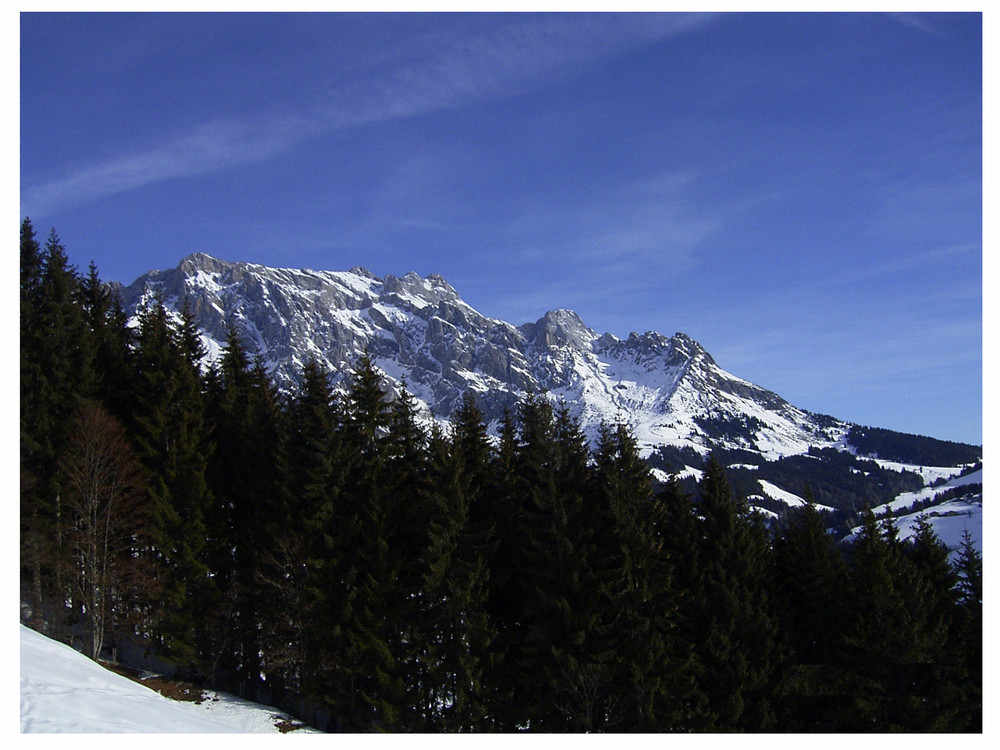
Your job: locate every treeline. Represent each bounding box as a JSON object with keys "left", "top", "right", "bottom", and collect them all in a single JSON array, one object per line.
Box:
[
  {"left": 847, "top": 425, "right": 982, "bottom": 467},
  {"left": 20, "top": 219, "right": 982, "bottom": 732},
  {"left": 652, "top": 444, "right": 933, "bottom": 517}
]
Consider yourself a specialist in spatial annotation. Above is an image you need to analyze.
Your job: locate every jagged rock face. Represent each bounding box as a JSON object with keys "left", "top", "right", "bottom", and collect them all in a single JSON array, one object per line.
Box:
[{"left": 114, "top": 253, "right": 846, "bottom": 457}]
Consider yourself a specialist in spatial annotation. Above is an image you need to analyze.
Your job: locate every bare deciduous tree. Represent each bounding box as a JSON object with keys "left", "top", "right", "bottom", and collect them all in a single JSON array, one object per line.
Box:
[{"left": 60, "top": 400, "right": 148, "bottom": 661}]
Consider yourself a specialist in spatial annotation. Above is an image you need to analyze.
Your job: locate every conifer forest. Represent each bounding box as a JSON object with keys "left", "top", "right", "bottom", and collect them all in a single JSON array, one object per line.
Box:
[{"left": 20, "top": 219, "right": 982, "bottom": 732}]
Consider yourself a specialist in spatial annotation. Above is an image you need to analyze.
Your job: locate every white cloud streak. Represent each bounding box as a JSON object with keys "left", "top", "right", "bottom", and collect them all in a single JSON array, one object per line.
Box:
[
  {"left": 22, "top": 13, "right": 719, "bottom": 217},
  {"left": 23, "top": 114, "right": 322, "bottom": 216},
  {"left": 885, "top": 12, "right": 944, "bottom": 37}
]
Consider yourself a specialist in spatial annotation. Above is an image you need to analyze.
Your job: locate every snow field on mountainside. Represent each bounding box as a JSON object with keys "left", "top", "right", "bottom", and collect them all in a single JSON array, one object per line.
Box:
[
  {"left": 872, "top": 459, "right": 975, "bottom": 487},
  {"left": 846, "top": 467, "right": 983, "bottom": 557},
  {"left": 888, "top": 498, "right": 982, "bottom": 554},
  {"left": 757, "top": 480, "right": 835, "bottom": 512},
  {"left": 879, "top": 467, "right": 982, "bottom": 513},
  {"left": 20, "top": 625, "right": 319, "bottom": 733}
]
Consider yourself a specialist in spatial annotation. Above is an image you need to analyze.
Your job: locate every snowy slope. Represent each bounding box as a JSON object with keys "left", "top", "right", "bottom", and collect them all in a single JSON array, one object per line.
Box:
[
  {"left": 19, "top": 624, "right": 318, "bottom": 733},
  {"left": 848, "top": 468, "right": 983, "bottom": 558},
  {"left": 757, "top": 479, "right": 835, "bottom": 512},
  {"left": 889, "top": 498, "right": 982, "bottom": 555},
  {"left": 879, "top": 468, "right": 983, "bottom": 514}
]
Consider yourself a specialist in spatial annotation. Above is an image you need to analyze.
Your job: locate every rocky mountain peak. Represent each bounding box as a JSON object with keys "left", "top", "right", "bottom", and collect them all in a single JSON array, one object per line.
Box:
[
  {"left": 347, "top": 266, "right": 379, "bottom": 281},
  {"left": 383, "top": 271, "right": 462, "bottom": 309},
  {"left": 520, "top": 309, "right": 596, "bottom": 349},
  {"left": 178, "top": 252, "right": 228, "bottom": 275},
  {"left": 669, "top": 331, "right": 715, "bottom": 364}
]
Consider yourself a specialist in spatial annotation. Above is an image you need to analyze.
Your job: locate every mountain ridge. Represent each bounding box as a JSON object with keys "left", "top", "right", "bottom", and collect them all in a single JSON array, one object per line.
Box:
[
  {"left": 110, "top": 250, "right": 983, "bottom": 524},
  {"left": 114, "top": 251, "right": 847, "bottom": 461}
]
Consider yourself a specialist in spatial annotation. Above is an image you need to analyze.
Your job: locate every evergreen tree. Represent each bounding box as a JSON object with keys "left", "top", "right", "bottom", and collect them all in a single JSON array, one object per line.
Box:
[
  {"left": 451, "top": 391, "right": 494, "bottom": 533},
  {"left": 202, "top": 326, "right": 291, "bottom": 700},
  {"left": 409, "top": 424, "right": 455, "bottom": 728},
  {"left": 20, "top": 217, "right": 48, "bottom": 630},
  {"left": 657, "top": 471, "right": 714, "bottom": 730},
  {"left": 836, "top": 511, "right": 959, "bottom": 730},
  {"left": 905, "top": 516, "right": 960, "bottom": 624},
  {"left": 542, "top": 403, "right": 619, "bottom": 732},
  {"left": 80, "top": 265, "right": 135, "bottom": 421},
  {"left": 443, "top": 393, "right": 498, "bottom": 730},
  {"left": 287, "top": 359, "right": 342, "bottom": 535},
  {"left": 592, "top": 421, "right": 698, "bottom": 731},
  {"left": 19, "top": 218, "right": 45, "bottom": 459},
  {"left": 40, "top": 227, "right": 98, "bottom": 403},
  {"left": 686, "top": 455, "right": 781, "bottom": 731},
  {"left": 498, "top": 393, "right": 558, "bottom": 728},
  {"left": 413, "top": 417, "right": 495, "bottom": 731},
  {"left": 497, "top": 396, "right": 619, "bottom": 730},
  {"left": 954, "top": 530, "right": 983, "bottom": 610},
  {"left": 20, "top": 217, "right": 44, "bottom": 314},
  {"left": 336, "top": 352, "right": 410, "bottom": 730},
  {"left": 129, "top": 299, "right": 214, "bottom": 674},
  {"left": 771, "top": 502, "right": 851, "bottom": 730},
  {"left": 382, "top": 383, "right": 433, "bottom": 730},
  {"left": 897, "top": 517, "right": 966, "bottom": 730},
  {"left": 274, "top": 358, "right": 350, "bottom": 727},
  {"left": 20, "top": 224, "right": 96, "bottom": 637},
  {"left": 480, "top": 405, "right": 522, "bottom": 728},
  {"left": 953, "top": 530, "right": 982, "bottom": 731}
]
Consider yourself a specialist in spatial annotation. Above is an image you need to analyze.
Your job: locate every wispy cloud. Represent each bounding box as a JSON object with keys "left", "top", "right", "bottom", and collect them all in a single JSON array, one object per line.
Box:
[
  {"left": 885, "top": 12, "right": 944, "bottom": 37},
  {"left": 321, "top": 13, "right": 716, "bottom": 121},
  {"left": 830, "top": 242, "right": 981, "bottom": 287},
  {"left": 22, "top": 113, "right": 322, "bottom": 216},
  {"left": 576, "top": 173, "right": 722, "bottom": 269},
  {"left": 22, "top": 13, "right": 719, "bottom": 218},
  {"left": 457, "top": 168, "right": 727, "bottom": 330},
  {"left": 508, "top": 170, "right": 722, "bottom": 263}
]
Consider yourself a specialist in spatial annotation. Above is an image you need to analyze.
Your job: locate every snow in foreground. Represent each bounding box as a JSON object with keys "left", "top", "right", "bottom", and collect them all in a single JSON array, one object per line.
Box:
[{"left": 19, "top": 624, "right": 318, "bottom": 733}]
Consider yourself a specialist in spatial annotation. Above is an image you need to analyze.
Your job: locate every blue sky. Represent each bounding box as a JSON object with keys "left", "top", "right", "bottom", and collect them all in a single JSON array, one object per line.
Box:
[{"left": 19, "top": 11, "right": 983, "bottom": 444}]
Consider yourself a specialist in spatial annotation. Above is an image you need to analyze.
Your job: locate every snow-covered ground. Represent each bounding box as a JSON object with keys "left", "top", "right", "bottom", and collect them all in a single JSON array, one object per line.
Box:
[
  {"left": 757, "top": 479, "right": 835, "bottom": 512},
  {"left": 850, "top": 468, "right": 983, "bottom": 558},
  {"left": 887, "top": 498, "right": 982, "bottom": 554},
  {"left": 870, "top": 459, "right": 974, "bottom": 487},
  {"left": 879, "top": 468, "right": 982, "bottom": 514},
  {"left": 19, "top": 624, "right": 319, "bottom": 733}
]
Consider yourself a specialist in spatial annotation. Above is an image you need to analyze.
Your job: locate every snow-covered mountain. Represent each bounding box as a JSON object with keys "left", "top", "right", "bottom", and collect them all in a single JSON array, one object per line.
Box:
[{"left": 113, "top": 252, "right": 846, "bottom": 459}]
